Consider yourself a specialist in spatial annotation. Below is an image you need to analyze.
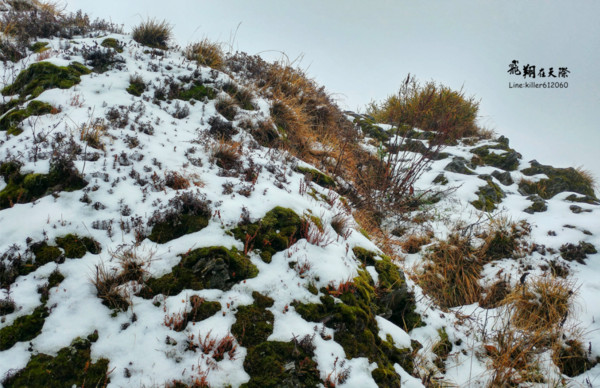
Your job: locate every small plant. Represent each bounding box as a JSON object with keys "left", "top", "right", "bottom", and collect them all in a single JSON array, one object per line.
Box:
[
  {"left": 185, "top": 39, "right": 224, "bottom": 69},
  {"left": 131, "top": 18, "right": 171, "bottom": 49},
  {"left": 330, "top": 213, "right": 351, "bottom": 239},
  {"left": 127, "top": 74, "right": 145, "bottom": 96},
  {"left": 401, "top": 234, "right": 431, "bottom": 254},
  {"left": 214, "top": 96, "right": 238, "bottom": 121},
  {"left": 211, "top": 142, "right": 241, "bottom": 171}
]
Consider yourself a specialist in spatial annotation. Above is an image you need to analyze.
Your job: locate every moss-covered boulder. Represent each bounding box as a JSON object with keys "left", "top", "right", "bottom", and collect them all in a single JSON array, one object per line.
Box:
[
  {"left": 471, "top": 144, "right": 521, "bottom": 171},
  {"left": 445, "top": 157, "right": 476, "bottom": 175},
  {"left": 147, "top": 193, "right": 211, "bottom": 243},
  {"left": 1, "top": 61, "right": 90, "bottom": 98},
  {"left": 140, "top": 246, "right": 258, "bottom": 297},
  {"left": 293, "top": 270, "right": 414, "bottom": 384},
  {"left": 241, "top": 341, "right": 321, "bottom": 388},
  {"left": 232, "top": 291, "right": 274, "bottom": 348},
  {"left": 519, "top": 161, "right": 596, "bottom": 199},
  {"left": 231, "top": 207, "right": 303, "bottom": 263},
  {"left": 2, "top": 336, "right": 110, "bottom": 388},
  {"left": 472, "top": 180, "right": 505, "bottom": 211},
  {"left": 0, "top": 306, "right": 48, "bottom": 351},
  {"left": 0, "top": 100, "right": 56, "bottom": 135},
  {"left": 296, "top": 166, "right": 336, "bottom": 188},
  {"left": 0, "top": 160, "right": 87, "bottom": 210},
  {"left": 55, "top": 234, "right": 101, "bottom": 258}
]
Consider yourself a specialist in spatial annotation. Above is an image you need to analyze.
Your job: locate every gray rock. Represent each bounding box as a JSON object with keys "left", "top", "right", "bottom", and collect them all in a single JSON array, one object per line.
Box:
[
  {"left": 492, "top": 170, "right": 514, "bottom": 186},
  {"left": 444, "top": 157, "right": 475, "bottom": 175}
]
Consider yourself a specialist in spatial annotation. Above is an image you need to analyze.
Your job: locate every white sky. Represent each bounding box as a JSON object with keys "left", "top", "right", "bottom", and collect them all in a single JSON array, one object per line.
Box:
[{"left": 63, "top": 0, "right": 600, "bottom": 183}]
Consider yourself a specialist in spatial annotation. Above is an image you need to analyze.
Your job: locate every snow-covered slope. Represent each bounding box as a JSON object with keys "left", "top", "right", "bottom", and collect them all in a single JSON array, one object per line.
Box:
[{"left": 0, "top": 6, "right": 599, "bottom": 388}]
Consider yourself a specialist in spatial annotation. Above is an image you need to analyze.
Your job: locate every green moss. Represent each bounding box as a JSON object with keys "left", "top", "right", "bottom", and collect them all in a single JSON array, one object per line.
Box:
[
  {"left": 1, "top": 62, "right": 90, "bottom": 98},
  {"left": 296, "top": 166, "right": 336, "bottom": 188},
  {"left": 187, "top": 296, "right": 221, "bottom": 322},
  {"left": 0, "top": 306, "right": 48, "bottom": 351},
  {"left": 354, "top": 117, "right": 390, "bottom": 142},
  {"left": 127, "top": 77, "right": 146, "bottom": 96},
  {"left": 55, "top": 234, "right": 101, "bottom": 258},
  {"left": 231, "top": 292, "right": 274, "bottom": 348},
  {"left": 433, "top": 173, "right": 448, "bottom": 185},
  {"left": 47, "top": 270, "right": 64, "bottom": 288},
  {"left": 3, "top": 336, "right": 110, "bottom": 388},
  {"left": 432, "top": 327, "right": 452, "bottom": 361},
  {"left": 241, "top": 341, "right": 321, "bottom": 388},
  {"left": 177, "top": 82, "right": 216, "bottom": 101},
  {"left": 148, "top": 213, "right": 210, "bottom": 244},
  {"left": 0, "top": 100, "right": 55, "bottom": 135},
  {"left": 30, "top": 241, "right": 62, "bottom": 266},
  {"left": 140, "top": 246, "right": 258, "bottom": 297},
  {"left": 29, "top": 41, "right": 49, "bottom": 53},
  {"left": 100, "top": 38, "right": 124, "bottom": 53},
  {"left": 471, "top": 144, "right": 520, "bottom": 171},
  {"left": 0, "top": 161, "right": 87, "bottom": 210},
  {"left": 519, "top": 161, "right": 596, "bottom": 199},
  {"left": 231, "top": 207, "right": 303, "bottom": 263},
  {"left": 472, "top": 180, "right": 505, "bottom": 211},
  {"left": 293, "top": 270, "right": 414, "bottom": 383}
]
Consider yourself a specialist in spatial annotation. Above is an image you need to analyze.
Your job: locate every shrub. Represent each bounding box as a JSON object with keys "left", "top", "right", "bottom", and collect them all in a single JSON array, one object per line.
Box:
[
  {"left": 126, "top": 74, "right": 145, "bottom": 96},
  {"left": 131, "top": 19, "right": 171, "bottom": 49},
  {"left": 185, "top": 39, "right": 224, "bottom": 69},
  {"left": 367, "top": 74, "right": 480, "bottom": 141}
]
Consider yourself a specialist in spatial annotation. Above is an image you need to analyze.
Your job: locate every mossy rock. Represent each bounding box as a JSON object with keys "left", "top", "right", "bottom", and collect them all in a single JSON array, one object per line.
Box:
[
  {"left": 519, "top": 161, "right": 596, "bottom": 199},
  {"left": 29, "top": 41, "right": 49, "bottom": 53},
  {"left": 565, "top": 194, "right": 599, "bottom": 205},
  {"left": 559, "top": 241, "right": 597, "bottom": 264},
  {"left": 444, "top": 157, "right": 476, "bottom": 175},
  {"left": 296, "top": 166, "right": 336, "bottom": 188},
  {"left": 100, "top": 38, "right": 124, "bottom": 53},
  {"left": 432, "top": 173, "right": 448, "bottom": 185},
  {"left": 352, "top": 247, "right": 377, "bottom": 266},
  {"left": 472, "top": 180, "right": 505, "bottom": 211},
  {"left": 148, "top": 195, "right": 212, "bottom": 245},
  {"left": 354, "top": 117, "right": 390, "bottom": 142},
  {"left": 524, "top": 194, "right": 547, "bottom": 214},
  {"left": 55, "top": 234, "right": 101, "bottom": 258},
  {"left": 140, "top": 246, "right": 258, "bottom": 297},
  {"left": 0, "top": 306, "right": 48, "bottom": 351},
  {"left": 0, "top": 161, "right": 87, "bottom": 210},
  {"left": 231, "top": 207, "right": 303, "bottom": 263},
  {"left": 241, "top": 341, "right": 321, "bottom": 388},
  {"left": 177, "top": 82, "right": 216, "bottom": 101},
  {"left": 0, "top": 100, "right": 55, "bottom": 135},
  {"left": 30, "top": 241, "right": 63, "bottom": 266},
  {"left": 471, "top": 145, "right": 521, "bottom": 171},
  {"left": 231, "top": 292, "right": 274, "bottom": 348},
  {"left": 1, "top": 62, "right": 90, "bottom": 98},
  {"left": 2, "top": 336, "right": 110, "bottom": 388},
  {"left": 491, "top": 170, "right": 514, "bottom": 186},
  {"left": 293, "top": 270, "right": 413, "bottom": 382},
  {"left": 187, "top": 295, "right": 221, "bottom": 323}
]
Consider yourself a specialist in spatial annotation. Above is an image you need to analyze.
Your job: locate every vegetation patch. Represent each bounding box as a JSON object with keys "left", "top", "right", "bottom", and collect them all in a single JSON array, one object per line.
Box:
[
  {"left": 30, "top": 241, "right": 63, "bottom": 266},
  {"left": 232, "top": 291, "right": 274, "bottom": 348},
  {"left": 29, "top": 41, "right": 49, "bottom": 53},
  {"left": 293, "top": 270, "right": 414, "bottom": 385},
  {"left": 101, "top": 37, "right": 124, "bottom": 53},
  {"left": 241, "top": 340, "right": 321, "bottom": 388},
  {"left": 519, "top": 161, "right": 596, "bottom": 199},
  {"left": 55, "top": 234, "right": 101, "bottom": 258},
  {"left": 0, "top": 305, "right": 48, "bottom": 350},
  {"left": 0, "top": 100, "right": 56, "bottom": 135},
  {"left": 471, "top": 144, "right": 520, "bottom": 171},
  {"left": 432, "top": 328, "right": 453, "bottom": 372},
  {"left": 126, "top": 75, "right": 146, "bottom": 96},
  {"left": 472, "top": 179, "right": 505, "bottom": 211},
  {"left": 559, "top": 241, "right": 597, "bottom": 264},
  {"left": 354, "top": 116, "right": 390, "bottom": 143},
  {"left": 187, "top": 295, "right": 221, "bottom": 323},
  {"left": 296, "top": 166, "right": 336, "bottom": 188},
  {"left": 140, "top": 246, "right": 258, "bottom": 297},
  {"left": 147, "top": 192, "right": 211, "bottom": 243},
  {"left": 554, "top": 339, "right": 597, "bottom": 377},
  {"left": 132, "top": 19, "right": 171, "bottom": 49},
  {"left": 231, "top": 207, "right": 303, "bottom": 263},
  {"left": 0, "top": 160, "right": 87, "bottom": 210},
  {"left": 1, "top": 61, "right": 90, "bottom": 98},
  {"left": 185, "top": 39, "right": 224, "bottom": 70},
  {"left": 2, "top": 335, "right": 110, "bottom": 388}
]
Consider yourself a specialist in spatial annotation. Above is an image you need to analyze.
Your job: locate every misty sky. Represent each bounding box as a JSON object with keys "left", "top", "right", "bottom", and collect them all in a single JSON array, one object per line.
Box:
[{"left": 64, "top": 0, "right": 600, "bottom": 183}]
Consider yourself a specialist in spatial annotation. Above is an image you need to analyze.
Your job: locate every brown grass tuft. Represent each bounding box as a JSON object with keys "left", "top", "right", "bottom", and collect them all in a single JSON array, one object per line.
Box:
[
  {"left": 132, "top": 19, "right": 171, "bottom": 50},
  {"left": 185, "top": 38, "right": 224, "bottom": 70}
]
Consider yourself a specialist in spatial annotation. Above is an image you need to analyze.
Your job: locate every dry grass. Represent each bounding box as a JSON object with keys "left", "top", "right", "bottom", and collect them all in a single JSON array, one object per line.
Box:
[
  {"left": 401, "top": 234, "right": 431, "bottom": 254},
  {"left": 575, "top": 166, "right": 597, "bottom": 190},
  {"left": 211, "top": 141, "right": 241, "bottom": 171},
  {"left": 185, "top": 38, "right": 224, "bottom": 70},
  {"left": 80, "top": 118, "right": 107, "bottom": 150},
  {"left": 132, "top": 19, "right": 171, "bottom": 50},
  {"left": 215, "top": 96, "right": 238, "bottom": 121},
  {"left": 504, "top": 275, "right": 574, "bottom": 332}
]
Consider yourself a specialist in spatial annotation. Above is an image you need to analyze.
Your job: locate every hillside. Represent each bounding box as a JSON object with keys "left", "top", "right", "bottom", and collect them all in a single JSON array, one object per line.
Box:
[{"left": 0, "top": 2, "right": 599, "bottom": 387}]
